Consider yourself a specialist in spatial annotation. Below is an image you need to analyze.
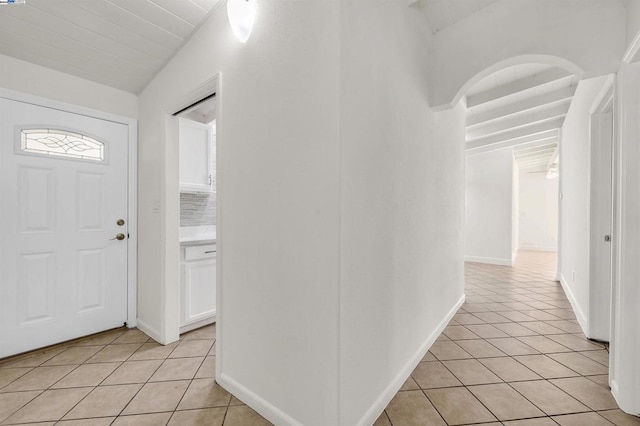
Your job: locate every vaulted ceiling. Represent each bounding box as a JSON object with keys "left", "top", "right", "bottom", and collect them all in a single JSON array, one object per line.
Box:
[
  {"left": 465, "top": 63, "right": 576, "bottom": 174},
  {"left": 0, "top": 0, "right": 222, "bottom": 93},
  {"left": 417, "top": 0, "right": 499, "bottom": 33}
]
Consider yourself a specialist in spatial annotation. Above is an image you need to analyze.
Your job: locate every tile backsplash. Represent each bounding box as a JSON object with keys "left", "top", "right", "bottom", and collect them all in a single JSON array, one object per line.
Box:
[{"left": 180, "top": 192, "right": 216, "bottom": 227}]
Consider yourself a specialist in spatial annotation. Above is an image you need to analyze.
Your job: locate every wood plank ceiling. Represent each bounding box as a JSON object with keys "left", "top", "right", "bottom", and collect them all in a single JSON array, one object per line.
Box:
[
  {"left": 0, "top": 0, "right": 223, "bottom": 93},
  {"left": 465, "top": 63, "right": 576, "bottom": 174}
]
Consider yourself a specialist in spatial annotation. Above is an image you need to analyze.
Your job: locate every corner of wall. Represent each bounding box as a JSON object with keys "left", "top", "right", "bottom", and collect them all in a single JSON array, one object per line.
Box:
[
  {"left": 135, "top": 318, "right": 163, "bottom": 344},
  {"left": 354, "top": 295, "right": 465, "bottom": 426},
  {"left": 217, "top": 374, "right": 306, "bottom": 426}
]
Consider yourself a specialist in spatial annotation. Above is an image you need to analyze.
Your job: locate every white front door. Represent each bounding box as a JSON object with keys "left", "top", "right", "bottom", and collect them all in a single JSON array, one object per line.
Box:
[{"left": 0, "top": 98, "right": 129, "bottom": 358}]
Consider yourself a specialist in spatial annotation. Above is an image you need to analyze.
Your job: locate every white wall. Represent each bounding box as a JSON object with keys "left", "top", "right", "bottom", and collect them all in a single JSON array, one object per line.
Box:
[
  {"left": 138, "top": 4, "right": 341, "bottom": 425},
  {"left": 428, "top": 0, "right": 626, "bottom": 108},
  {"left": 610, "top": 61, "right": 640, "bottom": 416},
  {"left": 465, "top": 149, "right": 515, "bottom": 265},
  {"left": 138, "top": 1, "right": 466, "bottom": 424},
  {"left": 0, "top": 53, "right": 137, "bottom": 118},
  {"left": 339, "top": 1, "right": 465, "bottom": 424},
  {"left": 559, "top": 75, "right": 609, "bottom": 333},
  {"left": 518, "top": 171, "right": 559, "bottom": 252}
]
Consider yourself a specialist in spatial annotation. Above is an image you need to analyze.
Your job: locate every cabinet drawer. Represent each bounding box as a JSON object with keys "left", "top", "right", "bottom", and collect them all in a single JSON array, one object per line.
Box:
[{"left": 184, "top": 244, "right": 216, "bottom": 261}]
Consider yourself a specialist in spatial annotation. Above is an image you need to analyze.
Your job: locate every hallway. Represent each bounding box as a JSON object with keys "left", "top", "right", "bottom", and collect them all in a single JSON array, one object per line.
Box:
[
  {"left": 0, "top": 252, "right": 638, "bottom": 425},
  {"left": 376, "top": 251, "right": 638, "bottom": 425}
]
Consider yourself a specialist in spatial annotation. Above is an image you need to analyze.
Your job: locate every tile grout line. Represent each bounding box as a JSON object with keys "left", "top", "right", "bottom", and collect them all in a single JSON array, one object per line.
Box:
[
  {"left": 168, "top": 341, "right": 212, "bottom": 422},
  {"left": 116, "top": 337, "right": 207, "bottom": 421},
  {"left": 55, "top": 335, "right": 153, "bottom": 423},
  {"left": 384, "top": 253, "right": 626, "bottom": 426}
]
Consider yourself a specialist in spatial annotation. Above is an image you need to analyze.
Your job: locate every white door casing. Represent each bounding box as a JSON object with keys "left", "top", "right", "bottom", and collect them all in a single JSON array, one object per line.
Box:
[
  {"left": 588, "top": 78, "right": 615, "bottom": 342},
  {"left": 0, "top": 96, "right": 132, "bottom": 358}
]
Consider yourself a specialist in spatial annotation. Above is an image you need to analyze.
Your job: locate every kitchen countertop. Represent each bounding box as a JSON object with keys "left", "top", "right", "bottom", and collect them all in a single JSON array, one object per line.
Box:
[
  {"left": 179, "top": 225, "right": 216, "bottom": 244},
  {"left": 180, "top": 236, "right": 216, "bottom": 245}
]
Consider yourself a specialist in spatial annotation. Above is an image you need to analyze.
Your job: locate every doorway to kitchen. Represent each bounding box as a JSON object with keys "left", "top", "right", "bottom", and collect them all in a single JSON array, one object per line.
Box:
[
  {"left": 174, "top": 94, "right": 218, "bottom": 334},
  {"left": 167, "top": 75, "right": 220, "bottom": 338}
]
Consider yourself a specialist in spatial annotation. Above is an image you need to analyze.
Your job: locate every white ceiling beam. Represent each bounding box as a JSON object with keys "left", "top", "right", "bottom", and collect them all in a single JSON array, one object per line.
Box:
[
  {"left": 518, "top": 157, "right": 549, "bottom": 166},
  {"left": 516, "top": 155, "right": 549, "bottom": 166},
  {"left": 518, "top": 163, "right": 551, "bottom": 172},
  {"left": 521, "top": 164, "right": 548, "bottom": 168},
  {"left": 516, "top": 152, "right": 556, "bottom": 163},
  {"left": 466, "top": 119, "right": 563, "bottom": 150},
  {"left": 517, "top": 157, "right": 554, "bottom": 166},
  {"left": 517, "top": 150, "right": 555, "bottom": 160},
  {"left": 515, "top": 143, "right": 557, "bottom": 155},
  {"left": 467, "top": 133, "right": 559, "bottom": 155},
  {"left": 515, "top": 147, "right": 557, "bottom": 159},
  {"left": 467, "top": 136, "right": 558, "bottom": 156},
  {"left": 466, "top": 103, "right": 569, "bottom": 141},
  {"left": 466, "top": 86, "right": 576, "bottom": 127},
  {"left": 514, "top": 143, "right": 558, "bottom": 156},
  {"left": 547, "top": 144, "right": 561, "bottom": 171},
  {"left": 519, "top": 165, "right": 549, "bottom": 172},
  {"left": 467, "top": 68, "right": 573, "bottom": 108}
]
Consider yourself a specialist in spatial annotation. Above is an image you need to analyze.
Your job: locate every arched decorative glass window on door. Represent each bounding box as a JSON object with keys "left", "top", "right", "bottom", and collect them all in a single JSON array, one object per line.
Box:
[{"left": 20, "top": 128, "right": 105, "bottom": 162}]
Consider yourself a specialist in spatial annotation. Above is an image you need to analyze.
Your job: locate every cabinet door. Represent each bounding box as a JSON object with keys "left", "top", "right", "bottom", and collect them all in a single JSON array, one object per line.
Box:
[
  {"left": 182, "top": 256, "right": 216, "bottom": 325},
  {"left": 179, "top": 118, "right": 213, "bottom": 193}
]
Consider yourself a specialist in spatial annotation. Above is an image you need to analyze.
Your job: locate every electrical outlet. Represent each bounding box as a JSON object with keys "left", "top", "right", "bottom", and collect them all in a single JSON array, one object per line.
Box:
[{"left": 572, "top": 271, "right": 575, "bottom": 282}]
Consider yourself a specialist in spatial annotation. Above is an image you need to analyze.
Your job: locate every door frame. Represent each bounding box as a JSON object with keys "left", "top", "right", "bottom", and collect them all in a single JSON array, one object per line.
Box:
[
  {"left": 587, "top": 75, "right": 616, "bottom": 342},
  {"left": 164, "top": 73, "right": 221, "bottom": 348},
  {"left": 0, "top": 87, "right": 139, "bottom": 329}
]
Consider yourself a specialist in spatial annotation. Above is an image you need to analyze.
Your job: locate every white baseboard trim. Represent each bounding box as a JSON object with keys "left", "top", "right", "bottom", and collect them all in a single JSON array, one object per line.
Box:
[
  {"left": 355, "top": 294, "right": 466, "bottom": 426},
  {"left": 558, "top": 273, "right": 589, "bottom": 336},
  {"left": 217, "top": 373, "right": 303, "bottom": 426},
  {"left": 610, "top": 378, "right": 619, "bottom": 401},
  {"left": 136, "top": 318, "right": 162, "bottom": 345},
  {"left": 179, "top": 316, "right": 216, "bottom": 335},
  {"left": 465, "top": 255, "right": 513, "bottom": 266},
  {"left": 519, "top": 245, "right": 558, "bottom": 252}
]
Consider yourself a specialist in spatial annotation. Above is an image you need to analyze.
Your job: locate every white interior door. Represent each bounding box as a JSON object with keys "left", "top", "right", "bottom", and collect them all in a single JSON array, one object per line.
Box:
[
  {"left": 0, "top": 98, "right": 129, "bottom": 358},
  {"left": 589, "top": 102, "right": 614, "bottom": 342}
]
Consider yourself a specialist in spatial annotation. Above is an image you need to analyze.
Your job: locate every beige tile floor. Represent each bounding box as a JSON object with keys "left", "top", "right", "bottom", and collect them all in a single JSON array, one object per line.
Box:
[
  {"left": 0, "top": 324, "right": 266, "bottom": 425},
  {"left": 1, "top": 251, "right": 639, "bottom": 425},
  {"left": 376, "top": 251, "right": 640, "bottom": 426}
]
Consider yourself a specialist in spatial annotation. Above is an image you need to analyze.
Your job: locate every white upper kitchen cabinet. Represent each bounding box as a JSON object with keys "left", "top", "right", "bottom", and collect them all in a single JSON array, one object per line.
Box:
[{"left": 179, "top": 117, "right": 215, "bottom": 193}]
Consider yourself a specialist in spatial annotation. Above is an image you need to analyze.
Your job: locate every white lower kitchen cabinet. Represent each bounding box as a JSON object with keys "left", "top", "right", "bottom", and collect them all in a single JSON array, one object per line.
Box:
[{"left": 180, "top": 243, "right": 216, "bottom": 333}]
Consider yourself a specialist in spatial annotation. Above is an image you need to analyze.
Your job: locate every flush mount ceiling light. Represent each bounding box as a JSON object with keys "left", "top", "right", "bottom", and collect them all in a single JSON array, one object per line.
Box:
[{"left": 227, "top": 0, "right": 256, "bottom": 43}]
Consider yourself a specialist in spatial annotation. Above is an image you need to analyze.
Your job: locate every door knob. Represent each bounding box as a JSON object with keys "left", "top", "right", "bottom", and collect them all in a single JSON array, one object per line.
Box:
[
  {"left": 111, "top": 233, "right": 126, "bottom": 241},
  {"left": 117, "top": 219, "right": 125, "bottom": 226}
]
